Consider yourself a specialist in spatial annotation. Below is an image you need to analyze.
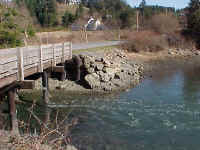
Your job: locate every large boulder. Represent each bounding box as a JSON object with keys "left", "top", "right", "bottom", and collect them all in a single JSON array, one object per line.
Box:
[
  {"left": 86, "top": 67, "right": 95, "bottom": 74},
  {"left": 102, "top": 58, "right": 111, "bottom": 67},
  {"left": 103, "top": 67, "right": 120, "bottom": 76},
  {"left": 115, "top": 72, "right": 129, "bottom": 80},
  {"left": 80, "top": 55, "right": 95, "bottom": 69},
  {"left": 96, "top": 63, "right": 104, "bottom": 71},
  {"left": 97, "top": 71, "right": 111, "bottom": 82},
  {"left": 85, "top": 73, "right": 101, "bottom": 89}
]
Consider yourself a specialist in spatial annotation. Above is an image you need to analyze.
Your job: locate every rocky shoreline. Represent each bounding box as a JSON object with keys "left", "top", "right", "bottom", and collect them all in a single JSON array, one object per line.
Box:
[
  {"left": 35, "top": 49, "right": 144, "bottom": 93},
  {"left": 33, "top": 47, "right": 200, "bottom": 94}
]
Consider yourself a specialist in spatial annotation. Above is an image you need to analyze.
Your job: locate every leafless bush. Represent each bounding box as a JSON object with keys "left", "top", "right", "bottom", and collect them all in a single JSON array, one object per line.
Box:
[
  {"left": 122, "top": 31, "right": 168, "bottom": 52},
  {"left": 13, "top": 102, "right": 78, "bottom": 150},
  {"left": 148, "top": 13, "right": 180, "bottom": 34}
]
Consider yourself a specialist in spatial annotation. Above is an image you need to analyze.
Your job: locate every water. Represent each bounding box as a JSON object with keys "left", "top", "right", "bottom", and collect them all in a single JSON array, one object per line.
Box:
[{"left": 18, "top": 58, "right": 200, "bottom": 150}]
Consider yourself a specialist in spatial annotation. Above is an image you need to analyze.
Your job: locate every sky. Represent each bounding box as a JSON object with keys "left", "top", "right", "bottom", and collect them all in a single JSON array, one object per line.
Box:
[{"left": 127, "top": 0, "right": 190, "bottom": 9}]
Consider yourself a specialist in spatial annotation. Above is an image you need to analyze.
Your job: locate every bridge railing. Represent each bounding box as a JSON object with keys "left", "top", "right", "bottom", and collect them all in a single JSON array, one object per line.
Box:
[{"left": 0, "top": 42, "right": 72, "bottom": 82}]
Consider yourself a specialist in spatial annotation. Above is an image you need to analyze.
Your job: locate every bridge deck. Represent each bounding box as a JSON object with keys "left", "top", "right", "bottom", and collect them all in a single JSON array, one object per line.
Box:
[{"left": 0, "top": 42, "right": 72, "bottom": 89}]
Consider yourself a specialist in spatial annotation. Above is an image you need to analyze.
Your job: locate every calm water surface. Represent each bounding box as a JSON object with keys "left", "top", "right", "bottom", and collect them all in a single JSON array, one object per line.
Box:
[{"left": 18, "top": 60, "right": 200, "bottom": 150}]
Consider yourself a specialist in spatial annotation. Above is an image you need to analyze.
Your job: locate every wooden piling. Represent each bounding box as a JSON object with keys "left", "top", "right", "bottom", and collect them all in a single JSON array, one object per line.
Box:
[
  {"left": 42, "top": 71, "right": 49, "bottom": 104},
  {"left": 74, "top": 55, "right": 82, "bottom": 81},
  {"left": 60, "top": 69, "right": 66, "bottom": 81},
  {"left": 8, "top": 88, "right": 19, "bottom": 135}
]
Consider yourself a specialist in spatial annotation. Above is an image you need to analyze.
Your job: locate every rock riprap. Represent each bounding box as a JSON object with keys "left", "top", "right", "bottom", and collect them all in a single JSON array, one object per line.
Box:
[
  {"left": 34, "top": 49, "right": 144, "bottom": 92},
  {"left": 80, "top": 50, "right": 144, "bottom": 91}
]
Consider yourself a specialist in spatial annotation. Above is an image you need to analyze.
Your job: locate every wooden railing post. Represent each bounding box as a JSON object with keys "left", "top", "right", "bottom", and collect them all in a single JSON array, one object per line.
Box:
[
  {"left": 17, "top": 48, "right": 24, "bottom": 81},
  {"left": 38, "top": 45, "right": 43, "bottom": 72},
  {"left": 70, "top": 42, "right": 72, "bottom": 59},
  {"left": 61, "top": 43, "right": 65, "bottom": 64},
  {"left": 52, "top": 44, "right": 56, "bottom": 67}
]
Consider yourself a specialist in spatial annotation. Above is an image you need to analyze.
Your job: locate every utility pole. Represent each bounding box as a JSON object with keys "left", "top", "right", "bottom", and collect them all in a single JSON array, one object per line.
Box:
[
  {"left": 46, "top": 0, "right": 49, "bottom": 44},
  {"left": 165, "top": 8, "right": 168, "bottom": 16},
  {"left": 136, "top": 10, "right": 139, "bottom": 32}
]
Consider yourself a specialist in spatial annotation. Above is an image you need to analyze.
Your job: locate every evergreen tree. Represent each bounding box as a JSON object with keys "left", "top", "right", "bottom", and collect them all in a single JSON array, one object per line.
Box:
[
  {"left": 139, "top": 0, "right": 146, "bottom": 8},
  {"left": 187, "top": 0, "right": 200, "bottom": 33},
  {"left": 75, "top": 4, "right": 84, "bottom": 18},
  {"left": 16, "top": 0, "right": 57, "bottom": 27},
  {"left": 62, "top": 11, "right": 76, "bottom": 27}
]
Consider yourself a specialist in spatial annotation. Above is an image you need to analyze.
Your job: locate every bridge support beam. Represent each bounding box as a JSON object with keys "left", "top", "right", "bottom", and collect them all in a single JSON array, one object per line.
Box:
[
  {"left": 8, "top": 88, "right": 19, "bottom": 135},
  {"left": 42, "top": 71, "right": 49, "bottom": 104},
  {"left": 18, "top": 80, "right": 35, "bottom": 90},
  {"left": 52, "top": 66, "right": 66, "bottom": 81}
]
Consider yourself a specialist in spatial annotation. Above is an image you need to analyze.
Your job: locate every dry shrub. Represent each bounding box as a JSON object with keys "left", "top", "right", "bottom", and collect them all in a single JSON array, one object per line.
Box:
[
  {"left": 148, "top": 13, "right": 180, "bottom": 34},
  {"left": 122, "top": 31, "right": 168, "bottom": 52},
  {"left": 163, "top": 33, "right": 196, "bottom": 49}
]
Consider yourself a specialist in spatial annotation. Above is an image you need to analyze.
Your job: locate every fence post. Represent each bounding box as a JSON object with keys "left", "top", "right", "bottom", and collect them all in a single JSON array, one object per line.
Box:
[
  {"left": 61, "top": 43, "right": 65, "bottom": 64},
  {"left": 17, "top": 48, "right": 24, "bottom": 81},
  {"left": 38, "top": 45, "right": 43, "bottom": 72},
  {"left": 52, "top": 44, "right": 56, "bottom": 67},
  {"left": 70, "top": 42, "right": 72, "bottom": 59}
]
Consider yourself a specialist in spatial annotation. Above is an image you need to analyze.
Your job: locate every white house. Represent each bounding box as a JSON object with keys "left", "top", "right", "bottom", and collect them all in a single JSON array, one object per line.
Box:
[
  {"left": 85, "top": 17, "right": 102, "bottom": 30},
  {"left": 67, "top": 0, "right": 81, "bottom": 5}
]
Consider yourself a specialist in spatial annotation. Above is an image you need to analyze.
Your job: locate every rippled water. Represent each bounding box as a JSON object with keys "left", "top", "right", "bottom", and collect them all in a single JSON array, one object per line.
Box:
[{"left": 18, "top": 58, "right": 200, "bottom": 150}]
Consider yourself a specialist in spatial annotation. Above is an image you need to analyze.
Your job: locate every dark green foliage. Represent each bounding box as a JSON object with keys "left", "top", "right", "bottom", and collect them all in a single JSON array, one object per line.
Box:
[
  {"left": 187, "top": 0, "right": 200, "bottom": 33},
  {"left": 119, "top": 9, "right": 135, "bottom": 28},
  {"left": 16, "top": 0, "right": 58, "bottom": 27},
  {"left": 0, "top": 6, "right": 23, "bottom": 48},
  {"left": 75, "top": 4, "right": 84, "bottom": 18},
  {"left": 26, "top": 24, "right": 36, "bottom": 37},
  {"left": 62, "top": 11, "right": 76, "bottom": 27},
  {"left": 0, "top": 30, "right": 22, "bottom": 48}
]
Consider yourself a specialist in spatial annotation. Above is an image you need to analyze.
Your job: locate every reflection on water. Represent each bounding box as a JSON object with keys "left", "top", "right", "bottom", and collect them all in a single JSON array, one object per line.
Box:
[{"left": 16, "top": 59, "right": 200, "bottom": 150}]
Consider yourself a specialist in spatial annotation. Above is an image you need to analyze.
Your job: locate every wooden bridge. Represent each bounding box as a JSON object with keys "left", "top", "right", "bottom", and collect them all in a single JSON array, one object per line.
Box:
[
  {"left": 0, "top": 42, "right": 73, "bottom": 134},
  {"left": 0, "top": 42, "right": 72, "bottom": 89}
]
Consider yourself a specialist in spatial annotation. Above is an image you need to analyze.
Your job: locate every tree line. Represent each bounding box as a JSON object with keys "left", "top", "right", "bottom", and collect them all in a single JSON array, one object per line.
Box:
[{"left": 14, "top": 0, "right": 179, "bottom": 29}]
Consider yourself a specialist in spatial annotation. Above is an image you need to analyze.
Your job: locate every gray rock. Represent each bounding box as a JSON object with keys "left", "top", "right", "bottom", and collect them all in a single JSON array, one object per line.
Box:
[
  {"left": 96, "top": 63, "right": 104, "bottom": 71},
  {"left": 112, "top": 79, "right": 122, "bottom": 87},
  {"left": 103, "top": 67, "right": 120, "bottom": 76},
  {"left": 85, "top": 73, "right": 101, "bottom": 89},
  {"left": 103, "top": 86, "right": 112, "bottom": 91},
  {"left": 100, "top": 82, "right": 114, "bottom": 91},
  {"left": 95, "top": 57, "right": 102, "bottom": 62},
  {"left": 97, "top": 71, "right": 111, "bottom": 82},
  {"left": 102, "top": 58, "right": 111, "bottom": 67},
  {"left": 87, "top": 67, "right": 95, "bottom": 74},
  {"left": 81, "top": 55, "right": 95, "bottom": 68},
  {"left": 115, "top": 72, "right": 128, "bottom": 80},
  {"left": 195, "top": 51, "right": 200, "bottom": 55},
  {"left": 168, "top": 51, "right": 175, "bottom": 55}
]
